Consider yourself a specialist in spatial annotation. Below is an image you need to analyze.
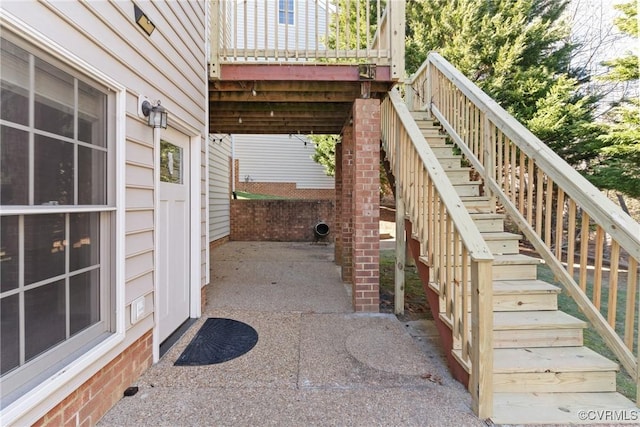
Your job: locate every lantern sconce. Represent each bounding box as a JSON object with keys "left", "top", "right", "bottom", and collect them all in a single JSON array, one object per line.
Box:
[{"left": 141, "top": 100, "right": 168, "bottom": 129}]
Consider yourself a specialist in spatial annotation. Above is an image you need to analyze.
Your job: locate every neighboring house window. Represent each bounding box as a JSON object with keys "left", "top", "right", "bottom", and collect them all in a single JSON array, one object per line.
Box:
[
  {"left": 0, "top": 34, "right": 114, "bottom": 406},
  {"left": 278, "top": 0, "right": 294, "bottom": 25}
]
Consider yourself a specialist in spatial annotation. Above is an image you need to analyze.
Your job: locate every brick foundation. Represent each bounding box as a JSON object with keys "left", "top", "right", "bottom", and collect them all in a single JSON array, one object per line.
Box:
[
  {"left": 209, "top": 236, "right": 229, "bottom": 252},
  {"left": 230, "top": 199, "right": 335, "bottom": 242},
  {"left": 33, "top": 331, "right": 153, "bottom": 427}
]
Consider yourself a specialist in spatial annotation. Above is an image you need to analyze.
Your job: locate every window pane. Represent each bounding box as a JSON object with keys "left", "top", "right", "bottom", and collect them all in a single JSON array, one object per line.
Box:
[
  {"left": 70, "top": 212, "right": 99, "bottom": 271},
  {"left": 0, "top": 39, "right": 29, "bottom": 126},
  {"left": 0, "top": 126, "right": 29, "bottom": 205},
  {"left": 25, "top": 280, "right": 66, "bottom": 361},
  {"left": 34, "top": 135, "right": 74, "bottom": 205},
  {"left": 160, "top": 140, "right": 183, "bottom": 184},
  {"left": 35, "top": 59, "right": 74, "bottom": 138},
  {"left": 1, "top": 294, "right": 20, "bottom": 375},
  {"left": 78, "top": 146, "right": 106, "bottom": 205},
  {"left": 24, "top": 214, "right": 65, "bottom": 285},
  {"left": 70, "top": 269, "right": 100, "bottom": 335},
  {"left": 1, "top": 216, "right": 19, "bottom": 292},
  {"left": 78, "top": 81, "right": 106, "bottom": 147}
]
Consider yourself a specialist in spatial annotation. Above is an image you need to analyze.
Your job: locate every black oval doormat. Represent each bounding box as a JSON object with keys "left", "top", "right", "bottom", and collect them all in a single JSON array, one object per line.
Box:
[{"left": 174, "top": 318, "right": 258, "bottom": 366}]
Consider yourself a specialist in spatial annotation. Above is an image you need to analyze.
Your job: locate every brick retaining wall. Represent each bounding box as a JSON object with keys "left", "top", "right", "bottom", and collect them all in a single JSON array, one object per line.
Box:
[{"left": 230, "top": 199, "right": 334, "bottom": 242}]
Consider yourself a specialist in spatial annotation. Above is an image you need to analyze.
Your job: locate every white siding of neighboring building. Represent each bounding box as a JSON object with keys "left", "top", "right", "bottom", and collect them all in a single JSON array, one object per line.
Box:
[
  {"left": 209, "top": 135, "right": 231, "bottom": 241},
  {"left": 224, "top": 0, "right": 327, "bottom": 59},
  {"left": 1, "top": 1, "right": 207, "bottom": 424},
  {"left": 234, "top": 134, "right": 334, "bottom": 189}
]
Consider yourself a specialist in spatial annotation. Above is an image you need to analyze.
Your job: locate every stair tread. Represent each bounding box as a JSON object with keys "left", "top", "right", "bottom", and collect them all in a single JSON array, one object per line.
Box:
[
  {"left": 492, "top": 392, "right": 638, "bottom": 424},
  {"left": 494, "top": 253, "right": 542, "bottom": 265},
  {"left": 480, "top": 231, "right": 522, "bottom": 240},
  {"left": 494, "top": 310, "right": 587, "bottom": 330},
  {"left": 445, "top": 166, "right": 472, "bottom": 172},
  {"left": 469, "top": 212, "right": 504, "bottom": 219},
  {"left": 460, "top": 195, "right": 491, "bottom": 201},
  {"left": 493, "top": 279, "right": 560, "bottom": 294},
  {"left": 453, "top": 180, "right": 482, "bottom": 186},
  {"left": 494, "top": 347, "right": 619, "bottom": 373}
]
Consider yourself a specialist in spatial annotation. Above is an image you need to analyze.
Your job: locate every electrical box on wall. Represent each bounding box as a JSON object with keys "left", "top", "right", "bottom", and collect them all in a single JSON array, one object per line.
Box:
[{"left": 131, "top": 296, "right": 145, "bottom": 324}]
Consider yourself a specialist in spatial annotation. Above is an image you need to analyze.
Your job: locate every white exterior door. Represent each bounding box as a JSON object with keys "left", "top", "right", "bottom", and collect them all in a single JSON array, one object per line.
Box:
[{"left": 158, "top": 128, "right": 190, "bottom": 343}]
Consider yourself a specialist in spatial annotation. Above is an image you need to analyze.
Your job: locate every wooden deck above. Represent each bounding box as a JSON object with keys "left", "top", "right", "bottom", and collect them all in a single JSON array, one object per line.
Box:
[{"left": 209, "top": 63, "right": 396, "bottom": 135}]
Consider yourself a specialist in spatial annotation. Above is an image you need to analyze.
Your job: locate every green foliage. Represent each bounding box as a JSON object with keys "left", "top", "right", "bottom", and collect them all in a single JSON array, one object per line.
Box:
[
  {"left": 587, "top": 1, "right": 640, "bottom": 197},
  {"left": 406, "top": 0, "right": 638, "bottom": 197},
  {"left": 324, "top": 0, "right": 385, "bottom": 56},
  {"left": 310, "top": 134, "right": 340, "bottom": 176},
  {"left": 406, "top": 0, "right": 591, "bottom": 129},
  {"left": 527, "top": 75, "right": 602, "bottom": 167}
]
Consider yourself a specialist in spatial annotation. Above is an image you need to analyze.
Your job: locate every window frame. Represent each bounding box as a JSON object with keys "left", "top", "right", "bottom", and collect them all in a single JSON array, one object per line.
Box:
[
  {"left": 0, "top": 17, "right": 126, "bottom": 425},
  {"left": 278, "top": 0, "right": 295, "bottom": 25}
]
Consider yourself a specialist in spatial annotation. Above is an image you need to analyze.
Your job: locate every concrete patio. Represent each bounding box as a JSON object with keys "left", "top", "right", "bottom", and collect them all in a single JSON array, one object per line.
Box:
[{"left": 98, "top": 242, "right": 483, "bottom": 426}]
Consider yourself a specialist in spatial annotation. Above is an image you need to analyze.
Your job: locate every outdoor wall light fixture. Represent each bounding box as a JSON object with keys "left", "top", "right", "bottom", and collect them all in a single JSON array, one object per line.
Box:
[
  {"left": 141, "top": 100, "right": 168, "bottom": 129},
  {"left": 134, "top": 4, "right": 155, "bottom": 36}
]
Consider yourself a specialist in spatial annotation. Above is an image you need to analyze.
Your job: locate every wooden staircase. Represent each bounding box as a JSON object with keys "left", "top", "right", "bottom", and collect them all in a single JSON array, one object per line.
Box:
[{"left": 410, "top": 112, "right": 639, "bottom": 424}]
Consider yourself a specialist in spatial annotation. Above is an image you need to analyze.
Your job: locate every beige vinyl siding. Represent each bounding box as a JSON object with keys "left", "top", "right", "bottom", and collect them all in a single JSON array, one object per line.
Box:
[
  {"left": 234, "top": 134, "right": 334, "bottom": 189},
  {"left": 1, "top": 1, "right": 207, "bottom": 420},
  {"left": 209, "top": 136, "right": 231, "bottom": 241}
]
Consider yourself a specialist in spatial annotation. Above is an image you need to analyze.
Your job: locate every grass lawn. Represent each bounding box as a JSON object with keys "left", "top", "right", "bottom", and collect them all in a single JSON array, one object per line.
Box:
[{"left": 234, "top": 191, "right": 288, "bottom": 200}]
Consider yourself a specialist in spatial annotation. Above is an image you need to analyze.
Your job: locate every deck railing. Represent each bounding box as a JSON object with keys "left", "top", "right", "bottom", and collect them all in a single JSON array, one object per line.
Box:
[
  {"left": 410, "top": 52, "right": 640, "bottom": 405},
  {"left": 209, "top": 0, "right": 405, "bottom": 79},
  {"left": 381, "top": 89, "right": 495, "bottom": 418}
]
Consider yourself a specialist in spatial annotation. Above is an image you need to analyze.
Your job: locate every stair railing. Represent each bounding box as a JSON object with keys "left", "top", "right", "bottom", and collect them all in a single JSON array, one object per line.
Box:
[
  {"left": 382, "top": 88, "right": 495, "bottom": 418},
  {"left": 411, "top": 52, "right": 640, "bottom": 404}
]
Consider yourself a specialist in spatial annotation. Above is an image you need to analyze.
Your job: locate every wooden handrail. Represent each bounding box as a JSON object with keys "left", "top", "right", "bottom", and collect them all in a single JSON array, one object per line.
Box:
[
  {"left": 418, "top": 53, "right": 640, "bottom": 259},
  {"left": 412, "top": 52, "right": 640, "bottom": 395},
  {"left": 382, "top": 88, "right": 494, "bottom": 418}
]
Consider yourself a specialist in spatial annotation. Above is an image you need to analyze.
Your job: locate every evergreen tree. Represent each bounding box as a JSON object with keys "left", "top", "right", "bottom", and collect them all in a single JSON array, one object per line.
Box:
[
  {"left": 587, "top": 1, "right": 640, "bottom": 198},
  {"left": 406, "top": 0, "right": 601, "bottom": 168}
]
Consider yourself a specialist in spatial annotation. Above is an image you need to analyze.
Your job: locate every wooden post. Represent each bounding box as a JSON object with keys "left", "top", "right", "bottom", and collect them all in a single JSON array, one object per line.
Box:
[
  {"left": 395, "top": 188, "right": 406, "bottom": 315},
  {"left": 470, "top": 259, "right": 493, "bottom": 419},
  {"left": 425, "top": 60, "right": 432, "bottom": 115},
  {"left": 483, "top": 115, "right": 496, "bottom": 209},
  {"left": 394, "top": 121, "right": 406, "bottom": 315},
  {"left": 209, "top": 0, "right": 221, "bottom": 79},
  {"left": 389, "top": 0, "right": 405, "bottom": 80}
]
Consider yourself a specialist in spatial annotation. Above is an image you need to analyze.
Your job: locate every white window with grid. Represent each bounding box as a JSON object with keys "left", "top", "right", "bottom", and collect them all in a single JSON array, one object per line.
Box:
[
  {"left": 278, "top": 0, "right": 294, "bottom": 25},
  {"left": 0, "top": 32, "right": 118, "bottom": 408}
]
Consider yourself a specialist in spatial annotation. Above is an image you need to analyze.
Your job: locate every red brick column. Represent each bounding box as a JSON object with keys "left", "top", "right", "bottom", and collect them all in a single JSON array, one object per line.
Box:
[
  {"left": 334, "top": 142, "right": 343, "bottom": 265},
  {"left": 351, "top": 98, "right": 380, "bottom": 312},
  {"left": 340, "top": 124, "right": 354, "bottom": 282}
]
